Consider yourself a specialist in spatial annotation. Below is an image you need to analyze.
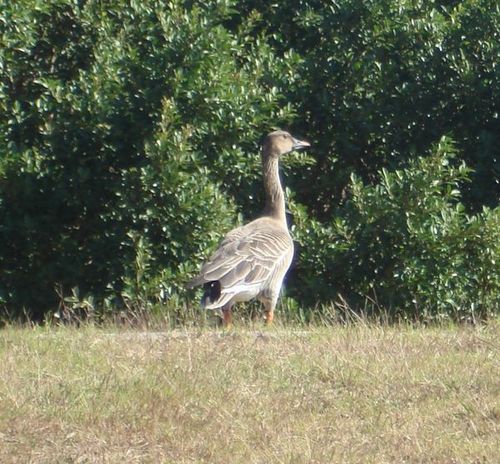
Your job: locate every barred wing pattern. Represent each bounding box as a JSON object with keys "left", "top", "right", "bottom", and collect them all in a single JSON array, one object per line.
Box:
[{"left": 187, "top": 218, "right": 294, "bottom": 309}]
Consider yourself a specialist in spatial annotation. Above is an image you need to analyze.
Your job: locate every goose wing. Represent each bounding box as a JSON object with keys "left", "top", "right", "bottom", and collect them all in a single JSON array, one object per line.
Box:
[{"left": 187, "top": 221, "right": 293, "bottom": 292}]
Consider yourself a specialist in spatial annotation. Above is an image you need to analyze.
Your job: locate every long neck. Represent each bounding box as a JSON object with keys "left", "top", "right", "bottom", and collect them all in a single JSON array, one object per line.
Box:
[{"left": 262, "top": 155, "right": 286, "bottom": 224}]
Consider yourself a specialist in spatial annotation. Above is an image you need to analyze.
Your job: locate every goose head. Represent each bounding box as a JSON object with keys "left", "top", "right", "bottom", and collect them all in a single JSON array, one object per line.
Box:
[{"left": 262, "top": 130, "right": 310, "bottom": 158}]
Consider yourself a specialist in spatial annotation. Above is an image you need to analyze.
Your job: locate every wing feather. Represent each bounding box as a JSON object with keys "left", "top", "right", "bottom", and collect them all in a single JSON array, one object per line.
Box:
[
  {"left": 187, "top": 218, "right": 293, "bottom": 298},
  {"left": 219, "top": 260, "right": 253, "bottom": 288}
]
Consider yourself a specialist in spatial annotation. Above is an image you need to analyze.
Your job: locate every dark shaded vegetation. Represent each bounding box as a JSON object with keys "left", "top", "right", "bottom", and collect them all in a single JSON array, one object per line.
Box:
[{"left": 1, "top": 0, "right": 498, "bottom": 321}]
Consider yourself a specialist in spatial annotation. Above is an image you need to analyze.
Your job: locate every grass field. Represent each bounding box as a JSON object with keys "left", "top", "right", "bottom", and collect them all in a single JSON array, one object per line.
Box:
[{"left": 0, "top": 321, "right": 498, "bottom": 463}]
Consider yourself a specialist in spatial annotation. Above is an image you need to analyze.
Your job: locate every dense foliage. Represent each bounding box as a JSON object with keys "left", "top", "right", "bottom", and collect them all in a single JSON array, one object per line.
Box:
[
  {"left": 1, "top": 0, "right": 498, "bottom": 321},
  {"left": 291, "top": 137, "right": 498, "bottom": 320}
]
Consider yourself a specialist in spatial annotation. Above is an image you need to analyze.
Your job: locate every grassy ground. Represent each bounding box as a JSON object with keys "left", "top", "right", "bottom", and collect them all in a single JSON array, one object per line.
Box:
[{"left": 0, "top": 321, "right": 498, "bottom": 463}]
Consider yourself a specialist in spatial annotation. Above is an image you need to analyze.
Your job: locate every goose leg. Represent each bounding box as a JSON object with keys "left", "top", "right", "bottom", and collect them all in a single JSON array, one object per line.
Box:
[
  {"left": 264, "top": 300, "right": 275, "bottom": 325},
  {"left": 221, "top": 303, "right": 233, "bottom": 327}
]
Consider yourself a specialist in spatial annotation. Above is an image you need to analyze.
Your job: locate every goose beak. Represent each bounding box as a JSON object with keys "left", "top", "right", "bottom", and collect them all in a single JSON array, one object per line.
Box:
[{"left": 292, "top": 137, "right": 311, "bottom": 151}]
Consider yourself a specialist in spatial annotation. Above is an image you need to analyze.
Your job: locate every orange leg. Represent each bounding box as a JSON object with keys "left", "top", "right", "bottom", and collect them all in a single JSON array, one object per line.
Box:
[
  {"left": 221, "top": 303, "right": 233, "bottom": 327},
  {"left": 264, "top": 301, "right": 275, "bottom": 326}
]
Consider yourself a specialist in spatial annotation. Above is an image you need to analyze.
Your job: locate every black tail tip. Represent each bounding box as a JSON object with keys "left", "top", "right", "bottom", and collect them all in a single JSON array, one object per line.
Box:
[{"left": 202, "top": 280, "right": 221, "bottom": 306}]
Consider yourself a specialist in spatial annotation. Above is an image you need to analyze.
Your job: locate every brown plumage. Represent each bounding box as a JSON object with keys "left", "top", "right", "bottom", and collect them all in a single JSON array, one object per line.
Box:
[{"left": 187, "top": 130, "right": 310, "bottom": 325}]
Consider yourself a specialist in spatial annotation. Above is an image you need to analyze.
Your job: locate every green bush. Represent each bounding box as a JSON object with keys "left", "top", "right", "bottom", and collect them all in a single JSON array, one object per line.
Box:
[
  {"left": 292, "top": 137, "right": 499, "bottom": 320},
  {"left": 0, "top": 0, "right": 294, "bottom": 319},
  {"left": 234, "top": 0, "right": 500, "bottom": 213},
  {"left": 0, "top": 0, "right": 498, "bottom": 321}
]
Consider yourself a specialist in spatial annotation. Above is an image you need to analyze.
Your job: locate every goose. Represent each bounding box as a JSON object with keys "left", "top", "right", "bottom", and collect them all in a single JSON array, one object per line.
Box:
[{"left": 187, "top": 130, "right": 310, "bottom": 325}]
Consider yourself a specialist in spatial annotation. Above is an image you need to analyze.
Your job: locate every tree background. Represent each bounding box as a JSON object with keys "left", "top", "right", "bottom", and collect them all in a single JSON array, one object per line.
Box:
[{"left": 1, "top": 0, "right": 498, "bottom": 321}]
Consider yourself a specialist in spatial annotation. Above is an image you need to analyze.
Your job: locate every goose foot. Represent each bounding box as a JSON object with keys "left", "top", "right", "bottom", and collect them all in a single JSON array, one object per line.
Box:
[{"left": 264, "top": 302, "right": 274, "bottom": 326}]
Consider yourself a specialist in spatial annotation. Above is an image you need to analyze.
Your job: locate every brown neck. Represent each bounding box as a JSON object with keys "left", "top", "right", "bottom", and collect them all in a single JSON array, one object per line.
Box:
[{"left": 262, "top": 154, "right": 286, "bottom": 224}]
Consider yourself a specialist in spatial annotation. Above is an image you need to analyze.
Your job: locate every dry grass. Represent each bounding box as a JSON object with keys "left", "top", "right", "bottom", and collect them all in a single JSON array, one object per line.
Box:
[{"left": 0, "top": 322, "right": 498, "bottom": 463}]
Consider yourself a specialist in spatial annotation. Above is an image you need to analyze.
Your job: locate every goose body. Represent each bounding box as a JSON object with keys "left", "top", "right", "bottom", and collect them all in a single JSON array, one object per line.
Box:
[{"left": 187, "top": 130, "right": 310, "bottom": 325}]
